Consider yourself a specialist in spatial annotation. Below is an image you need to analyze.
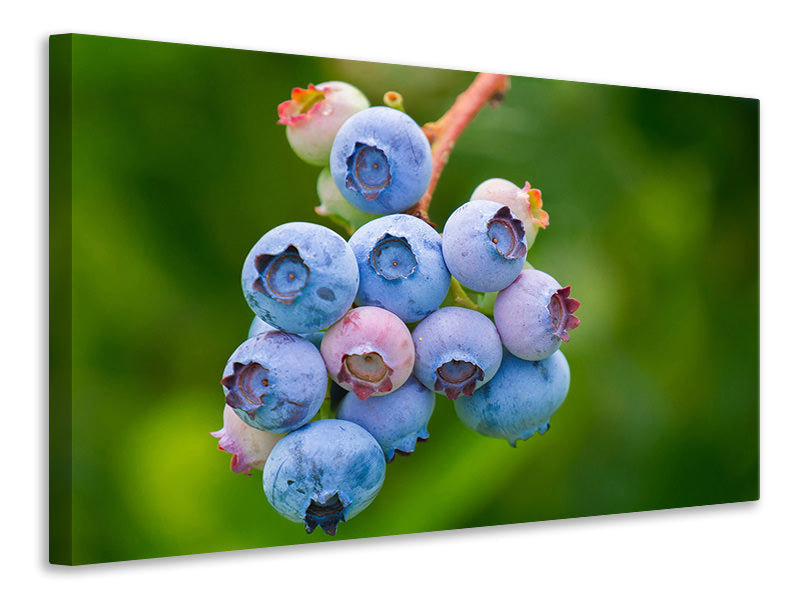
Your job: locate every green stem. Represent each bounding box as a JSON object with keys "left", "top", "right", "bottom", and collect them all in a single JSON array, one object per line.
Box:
[{"left": 448, "top": 277, "right": 494, "bottom": 316}]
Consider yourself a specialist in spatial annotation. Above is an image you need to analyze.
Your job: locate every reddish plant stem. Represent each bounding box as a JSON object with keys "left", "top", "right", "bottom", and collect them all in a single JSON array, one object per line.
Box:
[{"left": 406, "top": 73, "right": 511, "bottom": 225}]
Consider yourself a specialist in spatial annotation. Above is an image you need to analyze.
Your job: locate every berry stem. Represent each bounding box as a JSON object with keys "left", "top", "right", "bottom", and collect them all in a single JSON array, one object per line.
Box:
[
  {"left": 447, "top": 277, "right": 494, "bottom": 317},
  {"left": 406, "top": 73, "right": 511, "bottom": 225}
]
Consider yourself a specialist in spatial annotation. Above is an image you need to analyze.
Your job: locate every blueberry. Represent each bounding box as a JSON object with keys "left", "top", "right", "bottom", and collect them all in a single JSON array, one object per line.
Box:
[
  {"left": 412, "top": 306, "right": 503, "bottom": 400},
  {"left": 248, "top": 315, "right": 277, "bottom": 338},
  {"left": 211, "top": 404, "right": 283, "bottom": 475},
  {"left": 329, "top": 107, "right": 433, "bottom": 214},
  {"left": 494, "top": 268, "right": 580, "bottom": 361},
  {"left": 248, "top": 316, "right": 324, "bottom": 349},
  {"left": 321, "top": 306, "right": 415, "bottom": 400},
  {"left": 262, "top": 419, "right": 386, "bottom": 535},
  {"left": 242, "top": 222, "right": 359, "bottom": 334},
  {"left": 348, "top": 214, "right": 450, "bottom": 322},
  {"left": 469, "top": 178, "right": 549, "bottom": 245},
  {"left": 442, "top": 200, "right": 527, "bottom": 292},
  {"left": 221, "top": 330, "right": 327, "bottom": 433},
  {"left": 278, "top": 81, "right": 370, "bottom": 166},
  {"left": 337, "top": 375, "right": 435, "bottom": 462},
  {"left": 454, "top": 349, "right": 570, "bottom": 447}
]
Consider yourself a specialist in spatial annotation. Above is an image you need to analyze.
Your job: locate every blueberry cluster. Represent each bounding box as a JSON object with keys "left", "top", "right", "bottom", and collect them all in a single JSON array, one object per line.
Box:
[{"left": 211, "top": 80, "right": 581, "bottom": 536}]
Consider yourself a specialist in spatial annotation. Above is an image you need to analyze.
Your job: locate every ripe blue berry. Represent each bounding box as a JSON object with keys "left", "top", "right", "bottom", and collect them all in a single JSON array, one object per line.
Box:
[
  {"left": 321, "top": 306, "right": 415, "bottom": 400},
  {"left": 337, "top": 375, "right": 435, "bottom": 462},
  {"left": 412, "top": 306, "right": 503, "bottom": 400},
  {"left": 348, "top": 214, "right": 451, "bottom": 322},
  {"left": 242, "top": 222, "right": 359, "bottom": 334},
  {"left": 262, "top": 419, "right": 386, "bottom": 535},
  {"left": 454, "top": 349, "right": 570, "bottom": 447},
  {"left": 494, "top": 268, "right": 580, "bottom": 361},
  {"left": 221, "top": 330, "right": 327, "bottom": 433},
  {"left": 469, "top": 178, "right": 549, "bottom": 245},
  {"left": 278, "top": 81, "right": 370, "bottom": 166},
  {"left": 329, "top": 107, "right": 433, "bottom": 214},
  {"left": 442, "top": 200, "right": 527, "bottom": 292}
]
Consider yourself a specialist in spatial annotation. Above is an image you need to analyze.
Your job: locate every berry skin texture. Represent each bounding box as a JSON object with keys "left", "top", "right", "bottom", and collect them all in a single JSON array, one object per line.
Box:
[
  {"left": 262, "top": 419, "right": 386, "bottom": 535},
  {"left": 329, "top": 107, "right": 433, "bottom": 215},
  {"left": 494, "top": 268, "right": 580, "bottom": 361},
  {"left": 211, "top": 404, "right": 283, "bottom": 475},
  {"left": 469, "top": 178, "right": 549, "bottom": 245},
  {"left": 442, "top": 200, "right": 527, "bottom": 292},
  {"left": 248, "top": 316, "right": 324, "bottom": 349},
  {"left": 321, "top": 306, "right": 415, "bottom": 401},
  {"left": 412, "top": 306, "right": 503, "bottom": 400},
  {"left": 242, "top": 222, "right": 359, "bottom": 334},
  {"left": 221, "top": 330, "right": 328, "bottom": 433},
  {"left": 278, "top": 81, "right": 370, "bottom": 166},
  {"left": 454, "top": 349, "right": 570, "bottom": 447},
  {"left": 349, "top": 214, "right": 451, "bottom": 322},
  {"left": 337, "top": 375, "right": 435, "bottom": 463}
]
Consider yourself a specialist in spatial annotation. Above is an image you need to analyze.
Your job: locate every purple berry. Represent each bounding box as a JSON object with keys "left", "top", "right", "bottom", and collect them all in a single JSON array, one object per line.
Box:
[
  {"left": 454, "top": 349, "right": 570, "bottom": 447},
  {"left": 412, "top": 306, "right": 503, "bottom": 400},
  {"left": 221, "top": 330, "right": 327, "bottom": 433},
  {"left": 348, "top": 214, "right": 451, "bottom": 322},
  {"left": 321, "top": 306, "right": 415, "bottom": 400},
  {"left": 494, "top": 269, "right": 580, "bottom": 361},
  {"left": 262, "top": 419, "right": 385, "bottom": 535},
  {"left": 241, "top": 222, "right": 359, "bottom": 334},
  {"left": 278, "top": 81, "right": 369, "bottom": 166},
  {"left": 337, "top": 375, "right": 435, "bottom": 462},
  {"left": 441, "top": 200, "right": 527, "bottom": 292},
  {"left": 330, "top": 107, "right": 433, "bottom": 214}
]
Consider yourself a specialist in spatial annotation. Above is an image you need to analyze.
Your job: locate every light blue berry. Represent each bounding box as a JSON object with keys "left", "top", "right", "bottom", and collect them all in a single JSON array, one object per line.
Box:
[
  {"left": 454, "top": 349, "right": 570, "bottom": 447},
  {"left": 337, "top": 375, "right": 435, "bottom": 462},
  {"left": 242, "top": 222, "right": 359, "bottom": 334},
  {"left": 248, "top": 316, "right": 278, "bottom": 338},
  {"left": 221, "top": 331, "right": 328, "bottom": 433},
  {"left": 442, "top": 200, "right": 527, "bottom": 292},
  {"left": 412, "top": 306, "right": 503, "bottom": 400},
  {"left": 262, "top": 419, "right": 386, "bottom": 535},
  {"left": 349, "top": 214, "right": 450, "bottom": 322},
  {"left": 330, "top": 107, "right": 432, "bottom": 214}
]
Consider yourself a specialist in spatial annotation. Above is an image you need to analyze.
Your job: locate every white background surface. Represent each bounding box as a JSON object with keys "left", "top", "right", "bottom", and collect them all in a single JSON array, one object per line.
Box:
[{"left": 2, "top": 1, "right": 797, "bottom": 597}]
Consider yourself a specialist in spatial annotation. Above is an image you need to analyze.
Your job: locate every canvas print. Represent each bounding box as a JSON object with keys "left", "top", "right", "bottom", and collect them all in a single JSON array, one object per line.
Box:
[{"left": 49, "top": 34, "right": 759, "bottom": 565}]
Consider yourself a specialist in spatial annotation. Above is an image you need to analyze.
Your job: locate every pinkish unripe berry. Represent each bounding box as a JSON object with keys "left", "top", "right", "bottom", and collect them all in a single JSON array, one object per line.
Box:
[
  {"left": 211, "top": 404, "right": 283, "bottom": 475},
  {"left": 321, "top": 306, "right": 415, "bottom": 400},
  {"left": 278, "top": 81, "right": 370, "bottom": 166}
]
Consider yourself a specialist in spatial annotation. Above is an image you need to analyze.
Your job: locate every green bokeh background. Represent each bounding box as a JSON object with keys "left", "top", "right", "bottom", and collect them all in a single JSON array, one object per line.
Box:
[{"left": 53, "top": 34, "right": 758, "bottom": 565}]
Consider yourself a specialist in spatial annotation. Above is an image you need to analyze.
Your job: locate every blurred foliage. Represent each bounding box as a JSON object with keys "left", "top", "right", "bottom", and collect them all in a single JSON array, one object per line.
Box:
[{"left": 61, "top": 34, "right": 758, "bottom": 564}]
